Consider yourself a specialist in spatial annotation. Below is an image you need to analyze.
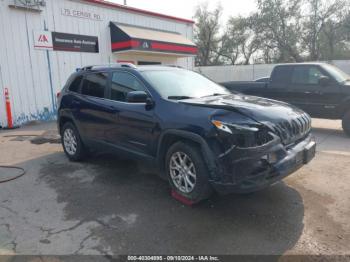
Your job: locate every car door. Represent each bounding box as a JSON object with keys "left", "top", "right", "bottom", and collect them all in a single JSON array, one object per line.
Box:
[
  {"left": 288, "top": 65, "right": 322, "bottom": 115},
  {"left": 74, "top": 72, "right": 116, "bottom": 143},
  {"left": 287, "top": 65, "right": 341, "bottom": 117},
  {"left": 265, "top": 65, "right": 294, "bottom": 103},
  {"left": 311, "top": 67, "right": 343, "bottom": 118},
  {"left": 105, "top": 70, "right": 158, "bottom": 157}
]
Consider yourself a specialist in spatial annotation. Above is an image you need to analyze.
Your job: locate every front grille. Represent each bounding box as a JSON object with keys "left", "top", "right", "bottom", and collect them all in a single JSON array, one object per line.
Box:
[{"left": 272, "top": 113, "right": 311, "bottom": 145}]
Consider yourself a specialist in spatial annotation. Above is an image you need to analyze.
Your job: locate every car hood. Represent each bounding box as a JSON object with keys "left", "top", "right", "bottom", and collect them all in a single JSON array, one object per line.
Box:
[
  {"left": 181, "top": 94, "right": 311, "bottom": 144},
  {"left": 181, "top": 94, "right": 306, "bottom": 123}
]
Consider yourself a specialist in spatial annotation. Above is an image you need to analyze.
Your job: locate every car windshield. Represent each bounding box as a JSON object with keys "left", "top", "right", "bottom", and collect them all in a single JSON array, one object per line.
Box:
[
  {"left": 141, "top": 69, "right": 230, "bottom": 100},
  {"left": 322, "top": 64, "right": 350, "bottom": 83}
]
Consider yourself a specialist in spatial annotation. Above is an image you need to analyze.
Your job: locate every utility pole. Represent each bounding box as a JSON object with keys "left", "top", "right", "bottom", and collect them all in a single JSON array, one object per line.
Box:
[{"left": 124, "top": 0, "right": 127, "bottom": 5}]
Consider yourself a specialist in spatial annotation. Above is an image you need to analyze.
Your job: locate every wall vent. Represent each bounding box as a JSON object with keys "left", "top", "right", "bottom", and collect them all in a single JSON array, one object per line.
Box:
[{"left": 9, "top": 0, "right": 46, "bottom": 12}]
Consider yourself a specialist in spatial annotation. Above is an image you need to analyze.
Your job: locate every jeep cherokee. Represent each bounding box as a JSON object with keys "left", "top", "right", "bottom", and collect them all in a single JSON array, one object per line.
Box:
[{"left": 57, "top": 64, "right": 316, "bottom": 203}]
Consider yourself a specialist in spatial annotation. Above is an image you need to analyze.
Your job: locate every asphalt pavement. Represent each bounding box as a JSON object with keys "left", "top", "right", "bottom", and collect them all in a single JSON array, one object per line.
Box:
[{"left": 0, "top": 119, "right": 349, "bottom": 257}]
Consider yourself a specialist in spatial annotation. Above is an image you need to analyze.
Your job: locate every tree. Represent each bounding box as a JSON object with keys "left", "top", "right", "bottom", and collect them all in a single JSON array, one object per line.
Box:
[
  {"left": 194, "top": 0, "right": 350, "bottom": 66},
  {"left": 215, "top": 30, "right": 240, "bottom": 65},
  {"left": 222, "top": 15, "right": 262, "bottom": 65},
  {"left": 320, "top": 19, "right": 346, "bottom": 60},
  {"left": 303, "top": 0, "right": 348, "bottom": 60},
  {"left": 256, "top": 0, "right": 304, "bottom": 62},
  {"left": 193, "top": 3, "right": 223, "bottom": 66}
]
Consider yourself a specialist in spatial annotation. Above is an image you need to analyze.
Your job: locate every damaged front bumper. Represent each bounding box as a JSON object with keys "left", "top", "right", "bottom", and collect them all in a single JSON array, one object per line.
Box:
[{"left": 210, "top": 134, "right": 316, "bottom": 194}]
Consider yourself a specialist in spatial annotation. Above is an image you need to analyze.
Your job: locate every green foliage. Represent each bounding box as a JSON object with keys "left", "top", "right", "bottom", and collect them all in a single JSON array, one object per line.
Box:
[
  {"left": 193, "top": 0, "right": 350, "bottom": 66},
  {"left": 193, "top": 3, "right": 223, "bottom": 66}
]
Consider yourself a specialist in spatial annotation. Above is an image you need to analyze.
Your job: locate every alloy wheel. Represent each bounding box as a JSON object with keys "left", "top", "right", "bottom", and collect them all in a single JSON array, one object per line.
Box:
[
  {"left": 63, "top": 128, "right": 78, "bottom": 156},
  {"left": 169, "top": 152, "right": 197, "bottom": 193}
]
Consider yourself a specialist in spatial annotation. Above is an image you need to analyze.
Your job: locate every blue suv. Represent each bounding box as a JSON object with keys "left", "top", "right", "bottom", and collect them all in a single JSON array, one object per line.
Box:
[{"left": 57, "top": 64, "right": 316, "bottom": 203}]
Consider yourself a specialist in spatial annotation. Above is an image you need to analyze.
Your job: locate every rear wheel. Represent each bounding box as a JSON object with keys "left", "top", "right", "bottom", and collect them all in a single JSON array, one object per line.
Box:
[
  {"left": 342, "top": 110, "right": 350, "bottom": 137},
  {"left": 165, "top": 142, "right": 213, "bottom": 203},
  {"left": 61, "top": 122, "right": 86, "bottom": 161}
]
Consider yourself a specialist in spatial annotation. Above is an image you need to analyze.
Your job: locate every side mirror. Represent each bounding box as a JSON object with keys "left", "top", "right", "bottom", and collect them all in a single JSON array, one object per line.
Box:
[
  {"left": 126, "top": 91, "right": 153, "bottom": 105},
  {"left": 319, "top": 76, "right": 330, "bottom": 87}
]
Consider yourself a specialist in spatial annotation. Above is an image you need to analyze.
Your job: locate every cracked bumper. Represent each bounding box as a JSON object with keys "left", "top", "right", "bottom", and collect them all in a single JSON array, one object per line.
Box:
[{"left": 210, "top": 135, "right": 316, "bottom": 194}]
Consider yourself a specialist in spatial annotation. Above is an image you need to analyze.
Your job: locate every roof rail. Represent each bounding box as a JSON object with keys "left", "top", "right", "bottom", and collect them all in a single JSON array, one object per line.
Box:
[
  {"left": 118, "top": 63, "right": 137, "bottom": 69},
  {"left": 77, "top": 63, "right": 137, "bottom": 72}
]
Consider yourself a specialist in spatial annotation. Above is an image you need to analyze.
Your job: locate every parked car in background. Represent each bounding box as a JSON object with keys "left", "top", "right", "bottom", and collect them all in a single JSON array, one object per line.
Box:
[
  {"left": 57, "top": 64, "right": 316, "bottom": 203},
  {"left": 221, "top": 63, "right": 350, "bottom": 136}
]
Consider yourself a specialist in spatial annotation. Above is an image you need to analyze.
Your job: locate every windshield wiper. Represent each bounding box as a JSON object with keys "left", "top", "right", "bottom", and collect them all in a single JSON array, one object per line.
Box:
[{"left": 168, "top": 96, "right": 194, "bottom": 100}]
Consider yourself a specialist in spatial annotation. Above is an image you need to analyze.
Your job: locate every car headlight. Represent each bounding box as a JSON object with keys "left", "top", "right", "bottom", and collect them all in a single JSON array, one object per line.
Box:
[
  {"left": 212, "top": 120, "right": 259, "bottom": 134},
  {"left": 211, "top": 120, "right": 273, "bottom": 147},
  {"left": 212, "top": 120, "right": 233, "bottom": 134}
]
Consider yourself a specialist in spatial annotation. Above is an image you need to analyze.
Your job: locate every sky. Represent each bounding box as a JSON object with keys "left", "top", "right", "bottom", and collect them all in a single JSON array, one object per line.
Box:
[{"left": 109, "top": 0, "right": 257, "bottom": 22}]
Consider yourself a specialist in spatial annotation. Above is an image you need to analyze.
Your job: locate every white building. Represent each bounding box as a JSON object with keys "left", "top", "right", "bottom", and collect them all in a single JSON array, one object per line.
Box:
[{"left": 0, "top": 0, "right": 197, "bottom": 128}]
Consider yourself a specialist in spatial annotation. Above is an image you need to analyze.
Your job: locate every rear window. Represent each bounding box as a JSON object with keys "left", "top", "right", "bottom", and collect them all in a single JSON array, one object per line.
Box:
[
  {"left": 81, "top": 73, "right": 108, "bottom": 98},
  {"left": 68, "top": 76, "right": 83, "bottom": 93},
  {"left": 271, "top": 66, "right": 293, "bottom": 84}
]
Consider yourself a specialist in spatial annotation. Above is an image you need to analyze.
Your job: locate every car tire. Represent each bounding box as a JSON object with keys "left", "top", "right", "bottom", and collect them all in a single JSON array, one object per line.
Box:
[
  {"left": 342, "top": 110, "right": 350, "bottom": 137},
  {"left": 165, "top": 141, "right": 213, "bottom": 203},
  {"left": 61, "top": 122, "right": 86, "bottom": 161}
]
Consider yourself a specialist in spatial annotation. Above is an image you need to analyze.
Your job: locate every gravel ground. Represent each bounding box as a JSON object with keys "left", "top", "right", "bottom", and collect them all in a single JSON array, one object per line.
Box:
[{"left": 0, "top": 119, "right": 349, "bottom": 258}]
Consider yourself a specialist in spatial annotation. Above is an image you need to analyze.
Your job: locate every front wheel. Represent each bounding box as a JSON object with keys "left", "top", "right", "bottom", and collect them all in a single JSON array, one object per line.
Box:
[
  {"left": 61, "top": 122, "right": 86, "bottom": 161},
  {"left": 165, "top": 142, "right": 213, "bottom": 204},
  {"left": 342, "top": 111, "right": 350, "bottom": 137}
]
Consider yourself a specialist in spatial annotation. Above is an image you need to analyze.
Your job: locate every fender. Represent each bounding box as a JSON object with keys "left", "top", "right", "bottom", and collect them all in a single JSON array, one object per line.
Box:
[
  {"left": 156, "top": 129, "right": 218, "bottom": 178},
  {"left": 57, "top": 110, "right": 80, "bottom": 135},
  {"left": 58, "top": 111, "right": 91, "bottom": 147}
]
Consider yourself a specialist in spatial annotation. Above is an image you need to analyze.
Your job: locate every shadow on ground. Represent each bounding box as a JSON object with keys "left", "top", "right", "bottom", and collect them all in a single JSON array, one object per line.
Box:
[
  {"left": 32, "top": 152, "right": 305, "bottom": 256},
  {"left": 311, "top": 126, "right": 350, "bottom": 155},
  {"left": 312, "top": 127, "right": 345, "bottom": 137}
]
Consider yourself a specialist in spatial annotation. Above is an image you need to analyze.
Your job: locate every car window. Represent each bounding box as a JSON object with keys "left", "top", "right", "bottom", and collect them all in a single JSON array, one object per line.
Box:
[
  {"left": 292, "top": 66, "right": 324, "bottom": 85},
  {"left": 141, "top": 70, "right": 230, "bottom": 99},
  {"left": 111, "top": 71, "right": 146, "bottom": 102},
  {"left": 322, "top": 63, "right": 350, "bottom": 83},
  {"left": 68, "top": 76, "right": 83, "bottom": 93},
  {"left": 81, "top": 73, "right": 108, "bottom": 98},
  {"left": 271, "top": 66, "right": 293, "bottom": 84}
]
